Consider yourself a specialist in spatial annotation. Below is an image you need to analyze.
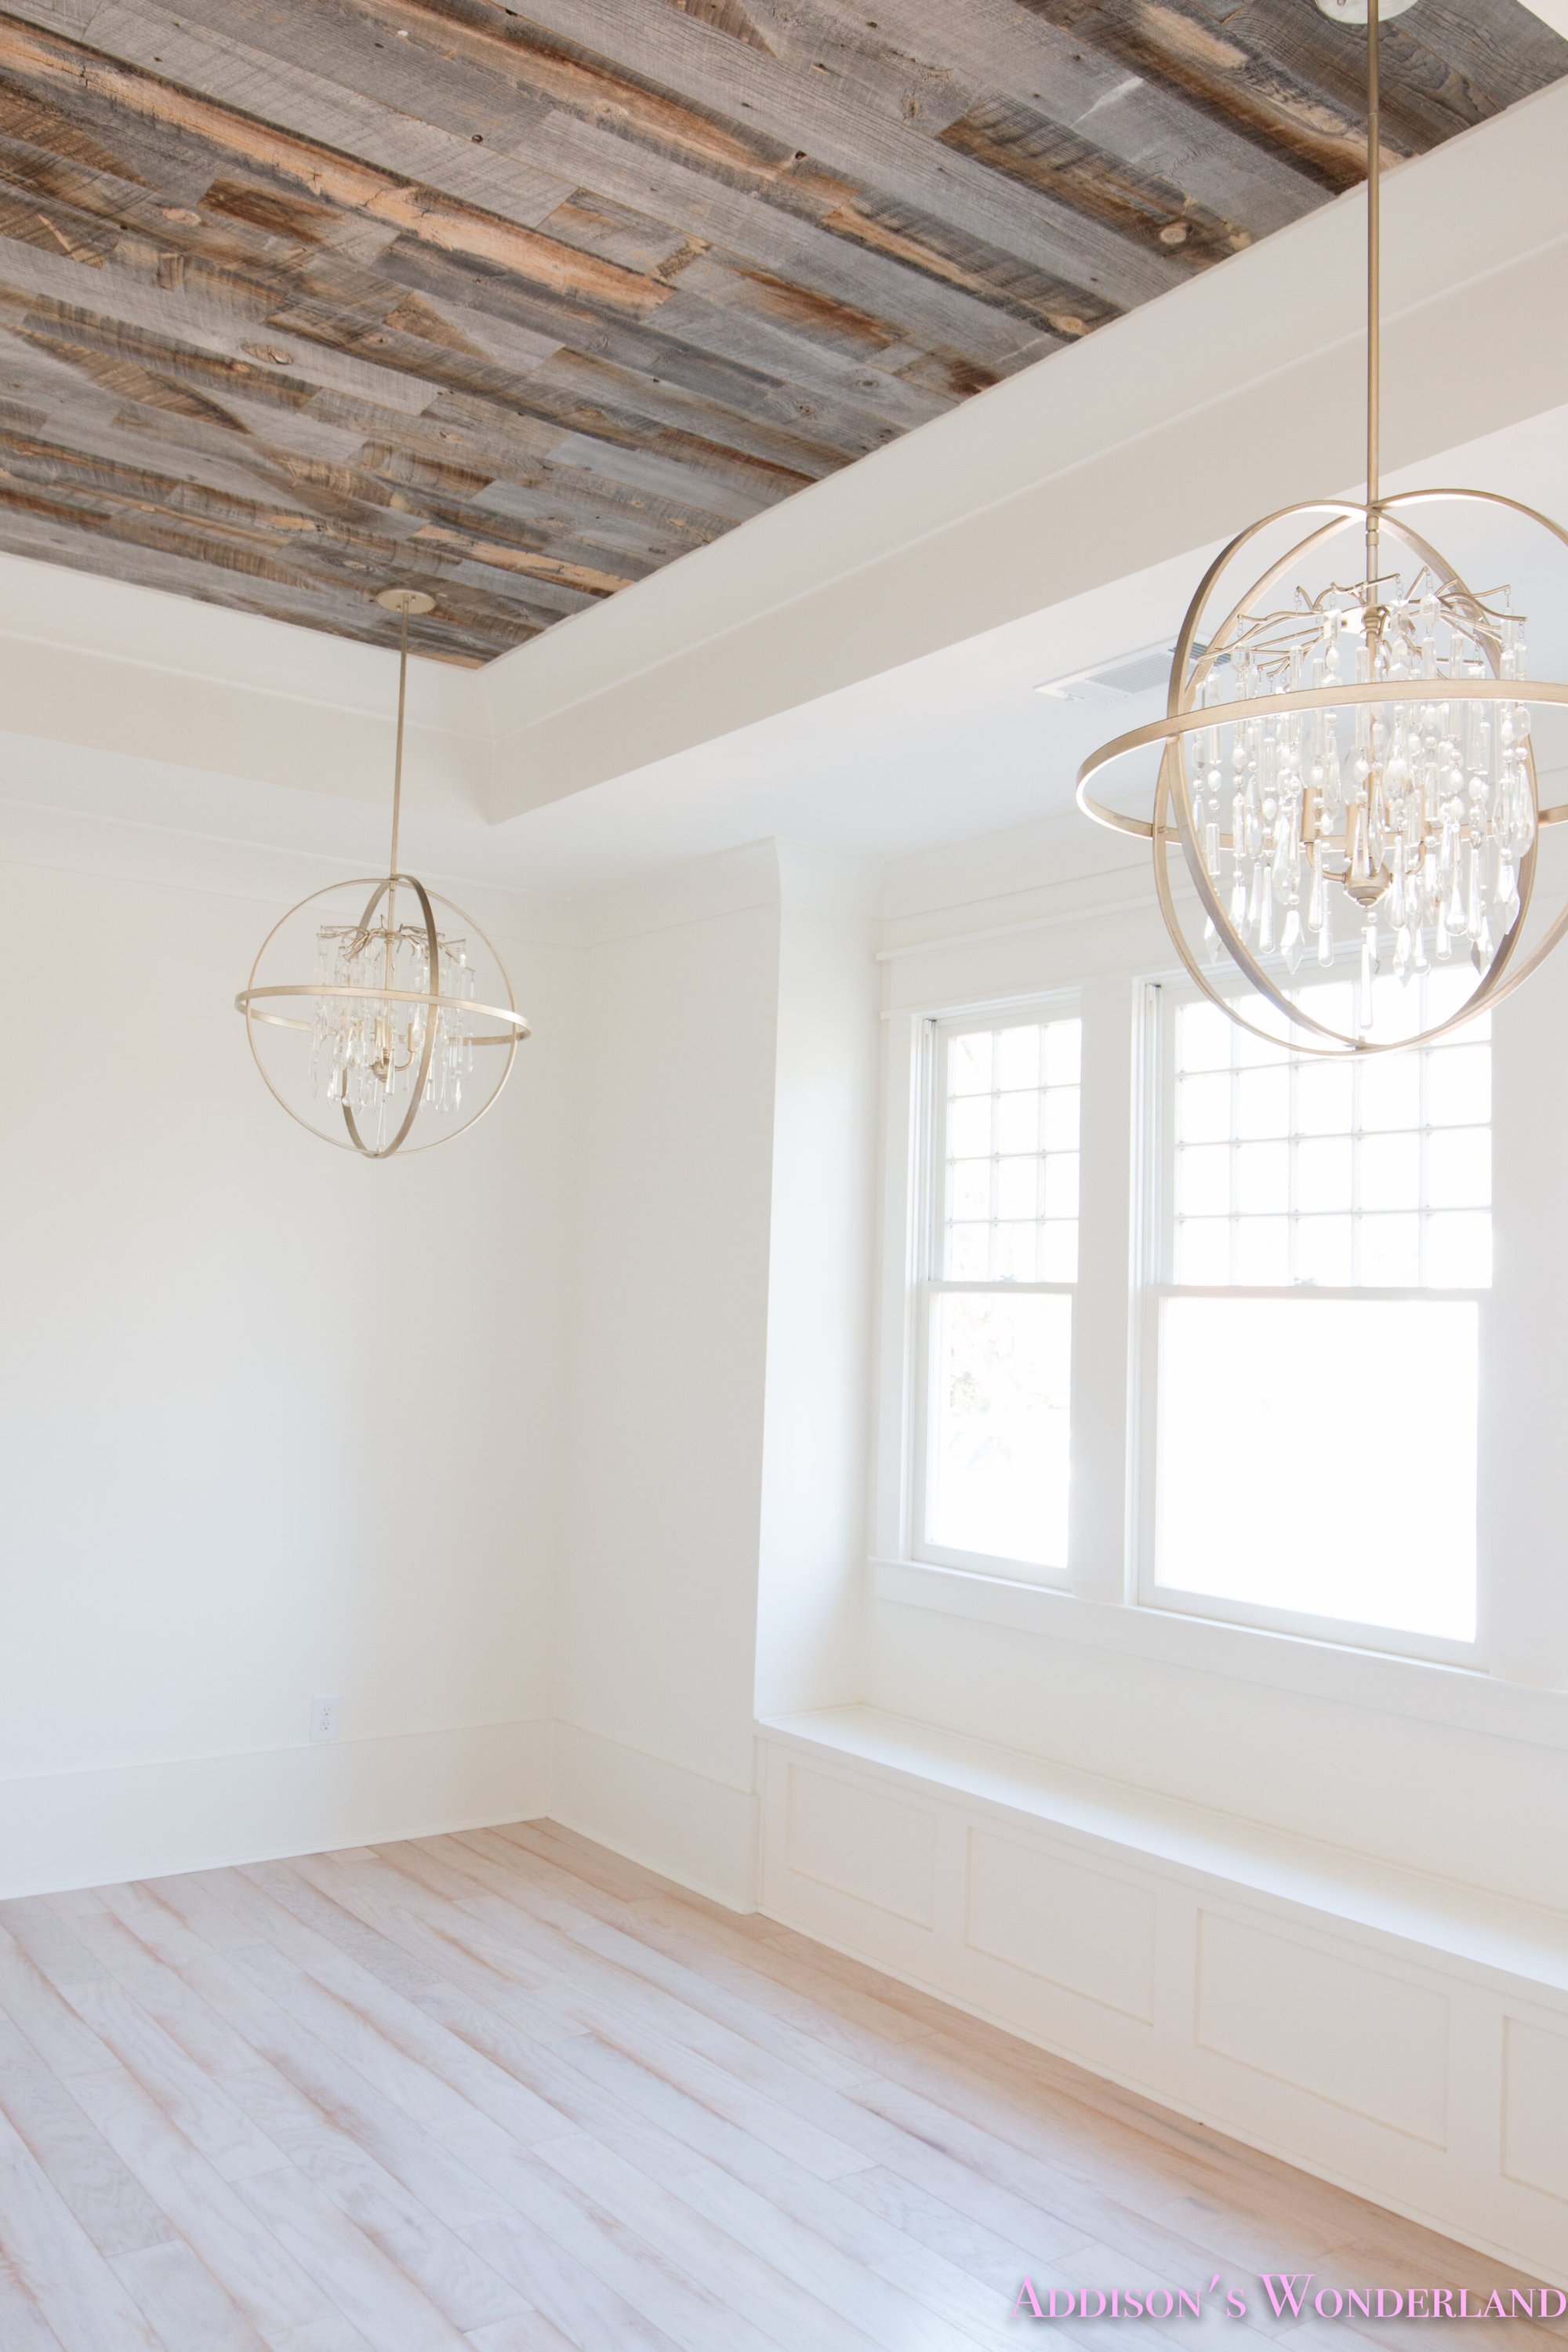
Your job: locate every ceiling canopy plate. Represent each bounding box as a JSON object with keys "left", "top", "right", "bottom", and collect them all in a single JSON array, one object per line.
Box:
[{"left": 1313, "top": 0, "right": 1421, "bottom": 19}]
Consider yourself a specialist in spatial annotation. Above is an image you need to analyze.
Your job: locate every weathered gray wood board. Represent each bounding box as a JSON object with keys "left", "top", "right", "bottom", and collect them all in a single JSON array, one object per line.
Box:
[{"left": 0, "top": 0, "right": 1554, "bottom": 660}]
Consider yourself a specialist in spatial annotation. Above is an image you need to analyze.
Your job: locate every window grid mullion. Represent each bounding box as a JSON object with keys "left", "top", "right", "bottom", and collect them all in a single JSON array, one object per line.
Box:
[
  {"left": 1351, "top": 1050, "right": 1363, "bottom": 1287},
  {"left": 986, "top": 1025, "right": 1000, "bottom": 1282},
  {"left": 920, "top": 1006, "right": 1083, "bottom": 1579},
  {"left": 928, "top": 1024, "right": 941, "bottom": 1287},
  {"left": 1169, "top": 981, "right": 1488, "bottom": 1296},
  {"left": 1298, "top": 1049, "right": 1307, "bottom": 1289},
  {"left": 1417, "top": 1038, "right": 1430, "bottom": 1287},
  {"left": 1229, "top": 1025, "right": 1240, "bottom": 1287}
]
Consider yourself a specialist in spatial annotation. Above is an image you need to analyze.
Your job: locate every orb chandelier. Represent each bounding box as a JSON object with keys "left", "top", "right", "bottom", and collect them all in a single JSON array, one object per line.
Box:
[
  {"left": 1076, "top": 0, "right": 1568, "bottom": 1055},
  {"left": 235, "top": 589, "right": 529, "bottom": 1154}
]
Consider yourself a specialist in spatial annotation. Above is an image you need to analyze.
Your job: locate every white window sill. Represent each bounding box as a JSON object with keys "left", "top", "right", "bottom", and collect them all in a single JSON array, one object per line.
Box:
[
  {"left": 871, "top": 1557, "right": 1568, "bottom": 1756},
  {"left": 757, "top": 1700, "right": 1568, "bottom": 1994}
]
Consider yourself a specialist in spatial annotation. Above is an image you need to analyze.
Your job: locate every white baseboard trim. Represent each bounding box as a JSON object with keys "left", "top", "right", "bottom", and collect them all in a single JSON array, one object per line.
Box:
[
  {"left": 0, "top": 1719, "right": 553, "bottom": 1899},
  {"left": 549, "top": 1721, "right": 758, "bottom": 1911}
]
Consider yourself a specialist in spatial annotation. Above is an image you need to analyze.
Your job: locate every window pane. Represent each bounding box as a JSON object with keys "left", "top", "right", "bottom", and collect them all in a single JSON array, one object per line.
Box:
[
  {"left": 994, "top": 1223, "right": 1038, "bottom": 1281},
  {"left": 1359, "top": 1132, "right": 1421, "bottom": 1210},
  {"left": 1296, "top": 1137, "right": 1352, "bottom": 1214},
  {"left": 941, "top": 1014, "right": 1081, "bottom": 1286},
  {"left": 1043, "top": 1022, "right": 1081, "bottom": 1083},
  {"left": 1043, "top": 1087, "right": 1080, "bottom": 1150},
  {"left": 1236, "top": 1141, "right": 1288, "bottom": 1214},
  {"left": 1156, "top": 1294, "right": 1476, "bottom": 1640},
  {"left": 1428, "top": 1047, "right": 1490, "bottom": 1127},
  {"left": 1234, "top": 1216, "right": 1288, "bottom": 1286},
  {"left": 947, "top": 1224, "right": 988, "bottom": 1279},
  {"left": 949, "top": 1160, "right": 990, "bottom": 1221},
  {"left": 1171, "top": 976, "right": 1492, "bottom": 1291},
  {"left": 927, "top": 1291, "right": 1071, "bottom": 1569},
  {"left": 1298, "top": 1060, "right": 1353, "bottom": 1135},
  {"left": 1178, "top": 1002, "right": 1234, "bottom": 1073},
  {"left": 948, "top": 1096, "right": 990, "bottom": 1157},
  {"left": 996, "top": 1025, "right": 1040, "bottom": 1088},
  {"left": 1040, "top": 1222, "right": 1079, "bottom": 1283},
  {"left": 1359, "top": 1054, "right": 1421, "bottom": 1132},
  {"left": 1178, "top": 1071, "right": 1231, "bottom": 1145},
  {"left": 1176, "top": 1144, "right": 1229, "bottom": 1217},
  {"left": 948, "top": 1033, "right": 993, "bottom": 1094},
  {"left": 1358, "top": 1212, "right": 1421, "bottom": 1287},
  {"left": 1174, "top": 1218, "right": 1230, "bottom": 1284},
  {"left": 1237, "top": 1065, "right": 1290, "bottom": 1140},
  {"left": 1044, "top": 1223, "right": 1081, "bottom": 1279},
  {"left": 1295, "top": 1215, "right": 1352, "bottom": 1287},
  {"left": 1427, "top": 1127, "right": 1490, "bottom": 1210},
  {"left": 996, "top": 1091, "right": 1040, "bottom": 1153},
  {"left": 996, "top": 1157, "right": 1038, "bottom": 1220},
  {"left": 1043, "top": 1154, "right": 1079, "bottom": 1218}
]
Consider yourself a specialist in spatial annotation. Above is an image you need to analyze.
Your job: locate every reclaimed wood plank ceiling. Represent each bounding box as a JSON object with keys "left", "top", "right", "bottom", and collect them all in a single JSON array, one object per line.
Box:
[{"left": 0, "top": 0, "right": 1559, "bottom": 664}]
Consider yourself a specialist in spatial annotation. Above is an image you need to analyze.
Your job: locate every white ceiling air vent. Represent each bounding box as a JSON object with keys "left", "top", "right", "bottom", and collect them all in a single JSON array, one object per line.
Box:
[{"left": 1034, "top": 644, "right": 1180, "bottom": 708}]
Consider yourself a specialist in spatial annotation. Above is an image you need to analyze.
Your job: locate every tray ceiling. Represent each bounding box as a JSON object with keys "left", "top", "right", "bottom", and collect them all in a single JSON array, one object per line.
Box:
[{"left": 0, "top": 0, "right": 1559, "bottom": 663}]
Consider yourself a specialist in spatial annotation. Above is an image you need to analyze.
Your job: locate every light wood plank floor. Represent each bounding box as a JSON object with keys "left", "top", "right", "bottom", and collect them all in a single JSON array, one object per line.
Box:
[{"left": 0, "top": 1822, "right": 1555, "bottom": 2351}]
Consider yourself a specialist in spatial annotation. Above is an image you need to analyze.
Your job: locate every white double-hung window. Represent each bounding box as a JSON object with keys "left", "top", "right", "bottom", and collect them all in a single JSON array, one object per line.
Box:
[
  {"left": 914, "top": 1007, "right": 1082, "bottom": 1579},
  {"left": 1142, "top": 968, "right": 1491, "bottom": 1657}
]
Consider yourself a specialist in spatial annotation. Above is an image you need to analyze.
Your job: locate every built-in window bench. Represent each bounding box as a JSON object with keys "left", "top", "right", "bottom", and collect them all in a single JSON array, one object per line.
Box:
[{"left": 754, "top": 1704, "right": 1568, "bottom": 2278}]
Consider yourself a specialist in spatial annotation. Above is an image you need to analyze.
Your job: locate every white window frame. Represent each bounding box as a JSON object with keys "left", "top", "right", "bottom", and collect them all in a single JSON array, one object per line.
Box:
[
  {"left": 1132, "top": 977, "right": 1490, "bottom": 1669},
  {"left": 906, "top": 992, "right": 1083, "bottom": 1588}
]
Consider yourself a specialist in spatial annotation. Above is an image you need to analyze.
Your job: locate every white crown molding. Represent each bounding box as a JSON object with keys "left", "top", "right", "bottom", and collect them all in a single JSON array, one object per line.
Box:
[{"left": 0, "top": 553, "right": 487, "bottom": 824}]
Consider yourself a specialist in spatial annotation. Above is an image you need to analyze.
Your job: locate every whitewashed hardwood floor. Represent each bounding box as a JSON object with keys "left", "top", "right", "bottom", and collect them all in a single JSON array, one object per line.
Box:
[{"left": 0, "top": 1820, "right": 1555, "bottom": 2352}]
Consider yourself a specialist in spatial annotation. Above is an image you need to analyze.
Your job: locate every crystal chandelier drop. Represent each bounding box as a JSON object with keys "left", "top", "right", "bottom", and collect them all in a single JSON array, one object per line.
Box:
[
  {"left": 1076, "top": 0, "right": 1568, "bottom": 1056},
  {"left": 235, "top": 590, "right": 529, "bottom": 1155}
]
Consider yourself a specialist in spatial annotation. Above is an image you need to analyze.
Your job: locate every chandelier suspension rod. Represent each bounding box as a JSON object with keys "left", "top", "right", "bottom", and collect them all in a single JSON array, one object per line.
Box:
[
  {"left": 1365, "top": 0, "right": 1381, "bottom": 618},
  {"left": 390, "top": 593, "right": 409, "bottom": 882}
]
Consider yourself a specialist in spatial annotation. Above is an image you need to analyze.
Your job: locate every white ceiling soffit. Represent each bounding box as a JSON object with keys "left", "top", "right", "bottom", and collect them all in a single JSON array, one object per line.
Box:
[
  {"left": 1520, "top": 0, "right": 1568, "bottom": 35},
  {"left": 474, "top": 71, "right": 1568, "bottom": 822}
]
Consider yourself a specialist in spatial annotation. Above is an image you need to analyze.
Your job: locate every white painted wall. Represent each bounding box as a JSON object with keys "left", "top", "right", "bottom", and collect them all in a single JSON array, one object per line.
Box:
[
  {"left": 550, "top": 851, "right": 782, "bottom": 1906},
  {"left": 546, "top": 843, "right": 885, "bottom": 1902},
  {"left": 0, "top": 800, "right": 883, "bottom": 1915},
  {"left": 753, "top": 849, "right": 880, "bottom": 1722},
  {"left": 0, "top": 804, "right": 570, "bottom": 1895}
]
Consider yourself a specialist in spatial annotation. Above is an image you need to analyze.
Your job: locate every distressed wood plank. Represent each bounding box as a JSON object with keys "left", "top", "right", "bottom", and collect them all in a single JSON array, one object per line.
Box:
[
  {"left": 0, "top": 2009, "right": 177, "bottom": 2263},
  {"left": 0, "top": 0, "right": 1548, "bottom": 655}
]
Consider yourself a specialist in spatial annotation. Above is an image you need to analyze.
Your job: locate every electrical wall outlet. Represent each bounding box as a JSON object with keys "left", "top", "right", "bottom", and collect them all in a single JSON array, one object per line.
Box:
[{"left": 310, "top": 1693, "right": 341, "bottom": 1744}]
